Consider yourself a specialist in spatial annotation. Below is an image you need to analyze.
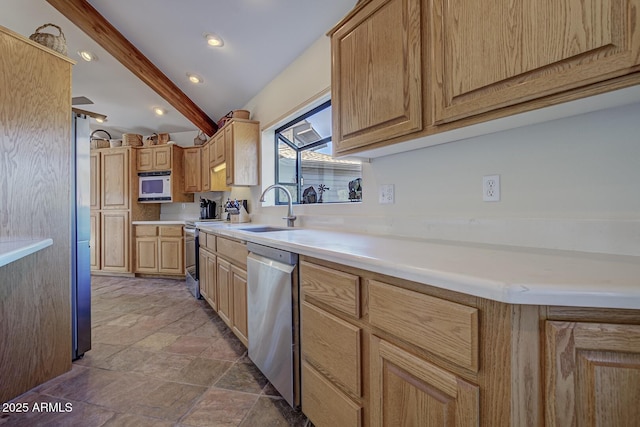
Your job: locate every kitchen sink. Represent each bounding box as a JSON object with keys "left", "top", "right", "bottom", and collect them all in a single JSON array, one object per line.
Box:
[{"left": 237, "top": 226, "right": 299, "bottom": 233}]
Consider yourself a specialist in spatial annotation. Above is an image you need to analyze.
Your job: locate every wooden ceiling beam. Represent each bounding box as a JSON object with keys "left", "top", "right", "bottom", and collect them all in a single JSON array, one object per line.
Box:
[{"left": 46, "top": 0, "right": 217, "bottom": 136}]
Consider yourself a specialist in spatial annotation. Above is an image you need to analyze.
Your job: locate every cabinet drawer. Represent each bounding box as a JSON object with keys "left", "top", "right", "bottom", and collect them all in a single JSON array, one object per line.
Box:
[
  {"left": 216, "top": 236, "right": 247, "bottom": 268},
  {"left": 301, "top": 301, "right": 361, "bottom": 397},
  {"left": 301, "top": 261, "right": 360, "bottom": 318},
  {"left": 135, "top": 225, "right": 157, "bottom": 237},
  {"left": 302, "top": 361, "right": 361, "bottom": 427},
  {"left": 369, "top": 280, "right": 479, "bottom": 371},
  {"left": 159, "top": 225, "right": 183, "bottom": 237}
]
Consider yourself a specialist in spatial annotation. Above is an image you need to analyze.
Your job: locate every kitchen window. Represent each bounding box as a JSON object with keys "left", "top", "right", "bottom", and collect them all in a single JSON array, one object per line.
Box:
[{"left": 274, "top": 100, "right": 362, "bottom": 204}]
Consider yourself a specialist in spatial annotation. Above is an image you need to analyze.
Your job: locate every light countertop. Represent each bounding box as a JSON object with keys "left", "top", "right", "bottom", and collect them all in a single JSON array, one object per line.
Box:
[
  {"left": 198, "top": 222, "right": 640, "bottom": 310},
  {"left": 132, "top": 221, "right": 185, "bottom": 225},
  {"left": 0, "top": 238, "right": 53, "bottom": 268}
]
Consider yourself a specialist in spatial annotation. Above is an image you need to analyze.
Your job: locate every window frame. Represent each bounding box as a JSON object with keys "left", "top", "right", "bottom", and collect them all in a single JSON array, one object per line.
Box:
[{"left": 274, "top": 99, "right": 334, "bottom": 205}]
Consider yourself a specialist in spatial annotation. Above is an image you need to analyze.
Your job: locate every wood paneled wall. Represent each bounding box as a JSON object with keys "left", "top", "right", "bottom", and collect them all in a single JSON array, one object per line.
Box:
[{"left": 0, "top": 26, "right": 74, "bottom": 403}]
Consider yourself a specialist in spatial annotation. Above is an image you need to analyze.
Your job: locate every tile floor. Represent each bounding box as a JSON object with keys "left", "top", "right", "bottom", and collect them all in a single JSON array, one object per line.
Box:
[{"left": 1, "top": 276, "right": 310, "bottom": 427}]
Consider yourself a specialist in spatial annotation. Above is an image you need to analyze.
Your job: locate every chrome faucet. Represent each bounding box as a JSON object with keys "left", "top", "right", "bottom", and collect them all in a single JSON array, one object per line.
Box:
[{"left": 260, "top": 184, "right": 296, "bottom": 227}]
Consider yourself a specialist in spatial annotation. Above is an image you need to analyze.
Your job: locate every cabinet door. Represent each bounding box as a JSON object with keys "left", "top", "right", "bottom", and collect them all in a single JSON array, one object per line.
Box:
[
  {"left": 89, "top": 211, "right": 100, "bottom": 270},
  {"left": 135, "top": 237, "right": 158, "bottom": 273},
  {"left": 370, "top": 336, "right": 479, "bottom": 427},
  {"left": 206, "top": 252, "right": 217, "bottom": 310},
  {"left": 331, "top": 0, "right": 423, "bottom": 154},
  {"left": 212, "top": 132, "right": 225, "bottom": 167},
  {"left": 90, "top": 151, "right": 100, "bottom": 209},
  {"left": 231, "top": 264, "right": 248, "bottom": 347},
  {"left": 224, "top": 125, "right": 234, "bottom": 185},
  {"left": 101, "top": 211, "right": 129, "bottom": 272},
  {"left": 222, "top": 121, "right": 259, "bottom": 186},
  {"left": 136, "top": 148, "right": 153, "bottom": 172},
  {"left": 217, "top": 257, "right": 232, "bottom": 326},
  {"left": 199, "top": 250, "right": 210, "bottom": 304},
  {"left": 433, "top": 0, "right": 640, "bottom": 124},
  {"left": 183, "top": 147, "right": 201, "bottom": 193},
  {"left": 153, "top": 145, "right": 172, "bottom": 170},
  {"left": 158, "top": 237, "right": 183, "bottom": 274},
  {"left": 545, "top": 321, "right": 640, "bottom": 427},
  {"left": 201, "top": 143, "right": 210, "bottom": 192},
  {"left": 101, "top": 149, "right": 130, "bottom": 210}
]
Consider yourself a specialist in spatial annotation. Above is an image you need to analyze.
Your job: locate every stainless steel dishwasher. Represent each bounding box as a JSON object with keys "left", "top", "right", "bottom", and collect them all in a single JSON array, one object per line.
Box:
[{"left": 246, "top": 242, "right": 299, "bottom": 407}]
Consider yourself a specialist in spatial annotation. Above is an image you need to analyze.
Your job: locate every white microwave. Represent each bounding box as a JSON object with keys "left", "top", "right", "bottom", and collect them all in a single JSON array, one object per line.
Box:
[{"left": 138, "top": 171, "right": 172, "bottom": 202}]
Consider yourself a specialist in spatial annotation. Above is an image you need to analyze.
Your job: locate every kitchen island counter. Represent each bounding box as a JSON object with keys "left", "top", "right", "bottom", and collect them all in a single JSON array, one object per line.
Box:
[
  {"left": 0, "top": 238, "right": 53, "bottom": 268},
  {"left": 198, "top": 222, "right": 640, "bottom": 310}
]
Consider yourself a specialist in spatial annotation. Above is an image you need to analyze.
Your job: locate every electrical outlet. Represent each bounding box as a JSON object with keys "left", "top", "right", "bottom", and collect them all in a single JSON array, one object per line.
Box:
[
  {"left": 483, "top": 175, "right": 500, "bottom": 202},
  {"left": 379, "top": 184, "right": 395, "bottom": 204}
]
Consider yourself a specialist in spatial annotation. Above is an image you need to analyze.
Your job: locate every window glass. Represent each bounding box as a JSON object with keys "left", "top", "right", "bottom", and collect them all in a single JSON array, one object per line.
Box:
[{"left": 274, "top": 101, "right": 362, "bottom": 204}]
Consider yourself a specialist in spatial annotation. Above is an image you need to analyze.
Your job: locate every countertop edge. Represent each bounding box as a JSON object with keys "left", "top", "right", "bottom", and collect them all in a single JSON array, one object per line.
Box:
[
  {"left": 0, "top": 238, "right": 54, "bottom": 268},
  {"left": 132, "top": 221, "right": 186, "bottom": 225},
  {"left": 198, "top": 224, "right": 640, "bottom": 310}
]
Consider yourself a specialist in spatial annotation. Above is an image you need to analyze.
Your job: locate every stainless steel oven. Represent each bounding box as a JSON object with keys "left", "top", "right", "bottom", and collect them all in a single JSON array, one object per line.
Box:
[{"left": 184, "top": 223, "right": 200, "bottom": 299}]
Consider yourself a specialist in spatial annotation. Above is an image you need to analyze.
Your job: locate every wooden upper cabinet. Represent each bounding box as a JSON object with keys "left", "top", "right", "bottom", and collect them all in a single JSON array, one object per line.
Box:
[
  {"left": 433, "top": 0, "right": 640, "bottom": 124},
  {"left": 183, "top": 147, "right": 201, "bottom": 193},
  {"left": 223, "top": 120, "right": 259, "bottom": 186},
  {"left": 201, "top": 143, "right": 210, "bottom": 192},
  {"left": 331, "top": 0, "right": 423, "bottom": 154},
  {"left": 545, "top": 321, "right": 640, "bottom": 427},
  {"left": 101, "top": 149, "right": 129, "bottom": 210},
  {"left": 153, "top": 145, "right": 172, "bottom": 169},
  {"left": 137, "top": 145, "right": 172, "bottom": 172},
  {"left": 211, "top": 132, "right": 225, "bottom": 168}
]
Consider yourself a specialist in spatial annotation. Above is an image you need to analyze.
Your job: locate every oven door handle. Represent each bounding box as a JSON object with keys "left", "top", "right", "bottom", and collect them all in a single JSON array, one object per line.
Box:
[{"left": 184, "top": 227, "right": 196, "bottom": 236}]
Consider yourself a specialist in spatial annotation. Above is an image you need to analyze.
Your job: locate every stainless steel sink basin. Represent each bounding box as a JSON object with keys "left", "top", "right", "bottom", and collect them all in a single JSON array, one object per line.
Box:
[{"left": 237, "top": 226, "right": 298, "bottom": 233}]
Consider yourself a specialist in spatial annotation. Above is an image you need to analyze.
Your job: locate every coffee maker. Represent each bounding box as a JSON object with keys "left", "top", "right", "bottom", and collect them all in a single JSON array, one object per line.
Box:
[{"left": 200, "top": 198, "right": 217, "bottom": 219}]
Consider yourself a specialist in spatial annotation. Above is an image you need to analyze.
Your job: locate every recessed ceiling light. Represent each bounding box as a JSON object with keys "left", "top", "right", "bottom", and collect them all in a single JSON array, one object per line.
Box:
[
  {"left": 187, "top": 73, "right": 203, "bottom": 84},
  {"left": 77, "top": 50, "right": 97, "bottom": 62},
  {"left": 153, "top": 107, "right": 166, "bottom": 116},
  {"left": 204, "top": 33, "right": 224, "bottom": 47}
]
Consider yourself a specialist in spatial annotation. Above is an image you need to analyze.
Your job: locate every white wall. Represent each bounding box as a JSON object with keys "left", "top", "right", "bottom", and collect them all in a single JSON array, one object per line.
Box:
[{"left": 242, "top": 34, "right": 640, "bottom": 256}]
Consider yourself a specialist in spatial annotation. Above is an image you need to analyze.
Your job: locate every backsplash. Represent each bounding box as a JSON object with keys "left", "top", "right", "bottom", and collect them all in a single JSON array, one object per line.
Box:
[{"left": 250, "top": 102, "right": 640, "bottom": 257}]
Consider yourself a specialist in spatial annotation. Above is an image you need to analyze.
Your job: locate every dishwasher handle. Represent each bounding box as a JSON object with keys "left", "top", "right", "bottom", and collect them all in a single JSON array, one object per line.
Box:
[{"left": 247, "top": 242, "right": 298, "bottom": 265}]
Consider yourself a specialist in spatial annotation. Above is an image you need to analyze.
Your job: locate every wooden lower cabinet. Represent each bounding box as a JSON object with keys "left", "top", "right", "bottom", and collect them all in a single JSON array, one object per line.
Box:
[
  {"left": 302, "top": 361, "right": 362, "bottom": 427},
  {"left": 199, "top": 231, "right": 248, "bottom": 347},
  {"left": 199, "top": 248, "right": 217, "bottom": 310},
  {"left": 217, "top": 257, "right": 232, "bottom": 326},
  {"left": 101, "top": 211, "right": 129, "bottom": 272},
  {"left": 545, "top": 321, "right": 640, "bottom": 427},
  {"left": 133, "top": 225, "right": 184, "bottom": 276},
  {"left": 135, "top": 237, "right": 158, "bottom": 272},
  {"left": 158, "top": 237, "right": 183, "bottom": 274},
  {"left": 231, "top": 265, "right": 248, "bottom": 346},
  {"left": 302, "top": 301, "right": 362, "bottom": 396},
  {"left": 370, "top": 336, "right": 479, "bottom": 427},
  {"left": 300, "top": 256, "right": 640, "bottom": 426}
]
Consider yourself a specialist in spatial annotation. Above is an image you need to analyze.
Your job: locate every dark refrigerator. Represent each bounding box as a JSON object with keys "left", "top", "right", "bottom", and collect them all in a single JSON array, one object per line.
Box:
[{"left": 71, "top": 112, "right": 91, "bottom": 360}]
